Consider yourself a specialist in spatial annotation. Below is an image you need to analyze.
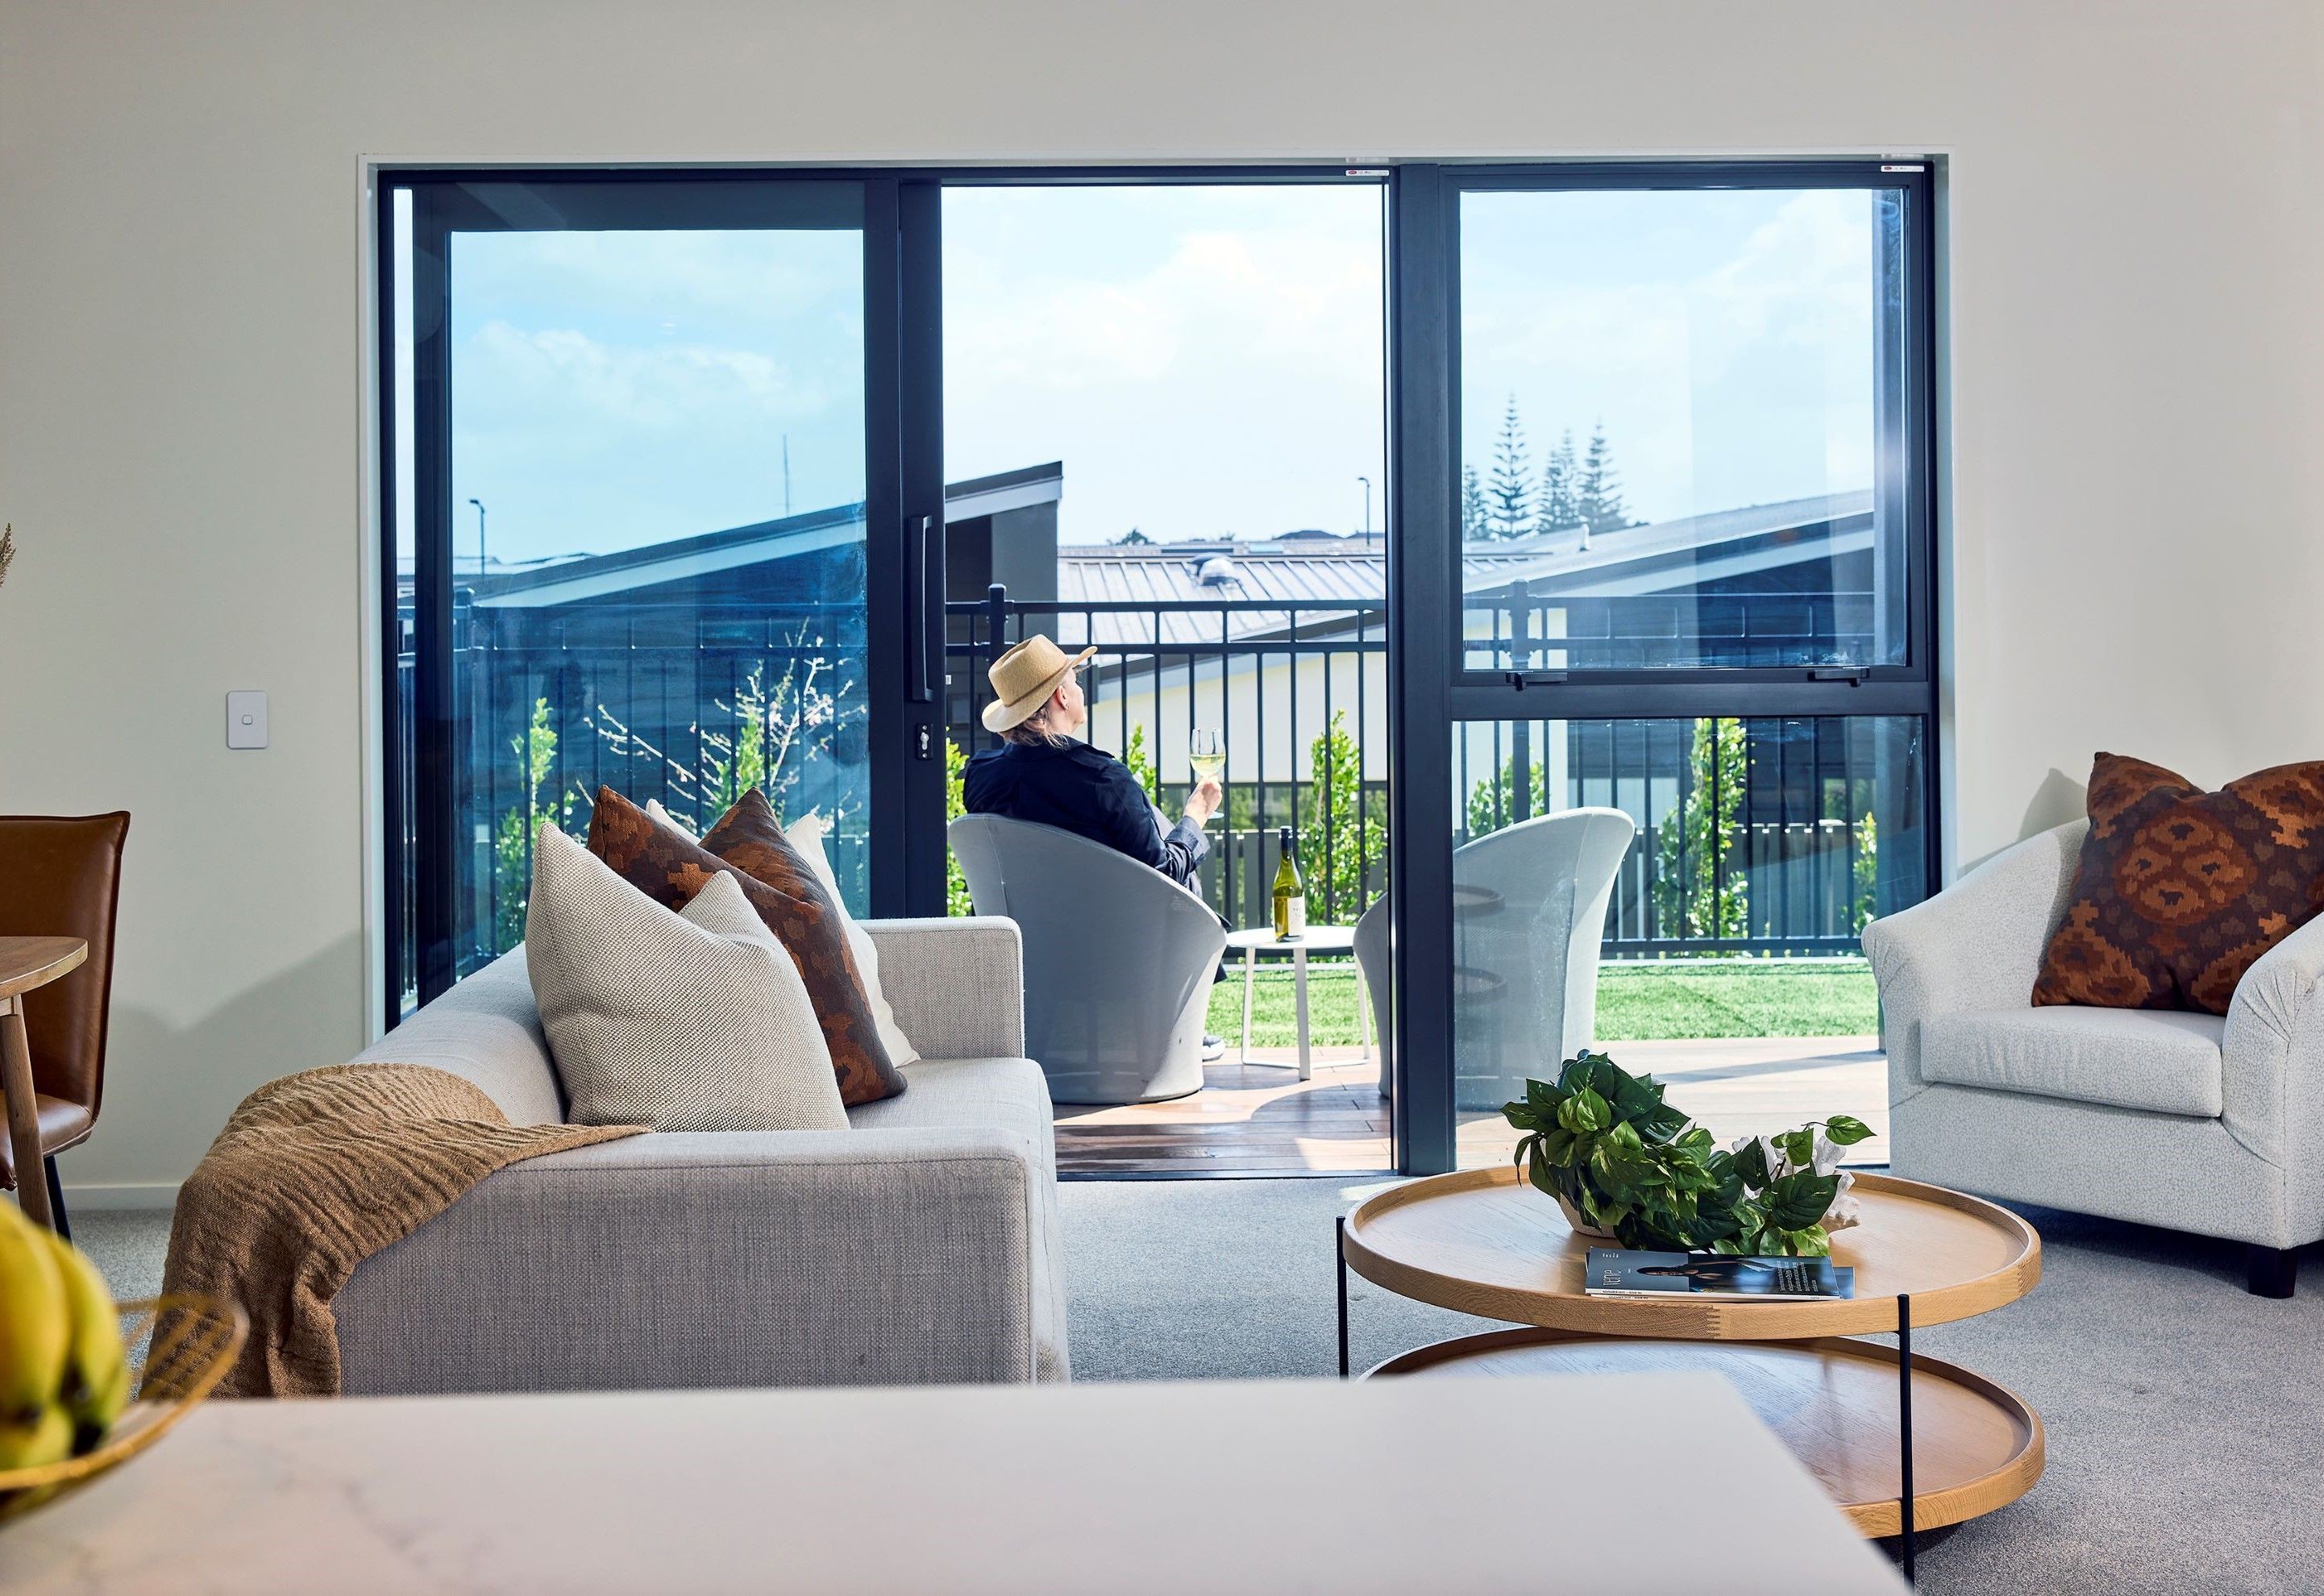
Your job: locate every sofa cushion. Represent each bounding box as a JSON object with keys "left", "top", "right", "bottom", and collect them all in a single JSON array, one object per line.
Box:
[
  {"left": 526, "top": 829, "right": 847, "bottom": 1133},
  {"left": 651, "top": 798, "right": 920, "bottom": 1071},
  {"left": 350, "top": 950, "right": 564, "bottom": 1127},
  {"left": 1922, "top": 1006, "right": 2226, "bottom": 1116},
  {"left": 588, "top": 787, "right": 907, "bottom": 1108},
  {"left": 2033, "top": 752, "right": 2324, "bottom": 1015},
  {"left": 849, "top": 1056, "right": 1056, "bottom": 1183}
]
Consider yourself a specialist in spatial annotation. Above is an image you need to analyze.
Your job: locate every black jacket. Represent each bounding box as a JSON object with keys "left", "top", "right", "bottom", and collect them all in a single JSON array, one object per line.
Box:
[{"left": 962, "top": 739, "right": 1209, "bottom": 888}]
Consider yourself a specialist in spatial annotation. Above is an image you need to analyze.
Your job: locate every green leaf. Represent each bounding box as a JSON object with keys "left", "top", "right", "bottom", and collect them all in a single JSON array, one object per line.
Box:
[
  {"left": 1823, "top": 1114, "right": 1875, "bottom": 1146},
  {"left": 1558, "top": 1087, "right": 1610, "bottom": 1135},
  {"left": 1731, "top": 1137, "right": 1770, "bottom": 1188},
  {"left": 1763, "top": 1170, "right": 1841, "bottom": 1231}
]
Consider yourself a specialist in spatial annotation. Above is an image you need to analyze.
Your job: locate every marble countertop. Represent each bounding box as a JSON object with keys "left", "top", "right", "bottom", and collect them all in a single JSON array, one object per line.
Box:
[{"left": 5, "top": 1371, "right": 1904, "bottom": 1594}]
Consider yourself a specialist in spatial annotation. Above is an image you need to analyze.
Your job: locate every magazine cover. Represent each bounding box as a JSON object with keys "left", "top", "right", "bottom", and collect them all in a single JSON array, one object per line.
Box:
[{"left": 1583, "top": 1249, "right": 1855, "bottom": 1300}]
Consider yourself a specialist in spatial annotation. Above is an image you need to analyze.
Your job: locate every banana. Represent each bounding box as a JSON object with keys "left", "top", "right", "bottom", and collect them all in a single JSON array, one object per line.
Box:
[
  {"left": 0, "top": 1403, "right": 70, "bottom": 1472},
  {"left": 42, "top": 1231, "right": 128, "bottom": 1450},
  {"left": 0, "top": 1200, "right": 67, "bottom": 1424}
]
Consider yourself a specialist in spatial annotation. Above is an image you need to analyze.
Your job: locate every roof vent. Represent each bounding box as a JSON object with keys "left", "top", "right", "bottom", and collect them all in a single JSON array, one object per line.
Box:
[{"left": 1195, "top": 555, "right": 1241, "bottom": 588}]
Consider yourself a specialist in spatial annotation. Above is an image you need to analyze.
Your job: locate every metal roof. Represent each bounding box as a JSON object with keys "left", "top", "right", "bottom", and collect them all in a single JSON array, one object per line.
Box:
[{"left": 1052, "top": 490, "right": 1875, "bottom": 649}]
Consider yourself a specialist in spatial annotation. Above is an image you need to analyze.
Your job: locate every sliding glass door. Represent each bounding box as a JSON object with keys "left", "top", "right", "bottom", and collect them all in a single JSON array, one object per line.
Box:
[
  {"left": 1390, "top": 163, "right": 1939, "bottom": 1173},
  {"left": 383, "top": 176, "right": 939, "bottom": 1012},
  {"left": 379, "top": 161, "right": 1942, "bottom": 1185}
]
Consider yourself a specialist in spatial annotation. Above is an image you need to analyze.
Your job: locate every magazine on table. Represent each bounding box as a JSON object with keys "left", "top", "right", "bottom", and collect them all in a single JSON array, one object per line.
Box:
[{"left": 1583, "top": 1249, "right": 1855, "bottom": 1300}]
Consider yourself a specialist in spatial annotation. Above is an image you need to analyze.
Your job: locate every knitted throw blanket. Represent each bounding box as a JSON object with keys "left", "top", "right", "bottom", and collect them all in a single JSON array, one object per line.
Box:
[{"left": 161, "top": 1063, "right": 644, "bottom": 1398}]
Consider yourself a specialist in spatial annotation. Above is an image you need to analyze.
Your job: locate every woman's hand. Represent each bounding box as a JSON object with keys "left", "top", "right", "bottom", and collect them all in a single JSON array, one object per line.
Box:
[{"left": 1183, "top": 778, "right": 1224, "bottom": 825}]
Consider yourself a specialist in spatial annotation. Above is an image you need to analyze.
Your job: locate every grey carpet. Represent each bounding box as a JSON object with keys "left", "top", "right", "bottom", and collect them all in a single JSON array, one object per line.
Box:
[{"left": 73, "top": 1183, "right": 2324, "bottom": 1594}]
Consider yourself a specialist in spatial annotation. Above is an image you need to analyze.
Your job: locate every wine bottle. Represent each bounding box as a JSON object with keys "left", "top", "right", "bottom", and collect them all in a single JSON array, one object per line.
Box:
[{"left": 1271, "top": 825, "right": 1306, "bottom": 941}]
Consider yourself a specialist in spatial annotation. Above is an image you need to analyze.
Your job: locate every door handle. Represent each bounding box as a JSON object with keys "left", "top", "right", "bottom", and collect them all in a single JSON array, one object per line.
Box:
[{"left": 909, "top": 513, "right": 944, "bottom": 704}]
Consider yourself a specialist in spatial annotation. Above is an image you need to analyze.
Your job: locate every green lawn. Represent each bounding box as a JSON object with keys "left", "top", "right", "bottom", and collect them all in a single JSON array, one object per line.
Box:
[
  {"left": 1207, "top": 956, "right": 1877, "bottom": 1048},
  {"left": 1594, "top": 957, "right": 1877, "bottom": 1041}
]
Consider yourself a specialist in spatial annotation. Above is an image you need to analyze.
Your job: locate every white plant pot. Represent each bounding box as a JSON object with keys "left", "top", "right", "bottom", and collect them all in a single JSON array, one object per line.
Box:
[{"left": 1553, "top": 1192, "right": 1617, "bottom": 1239}]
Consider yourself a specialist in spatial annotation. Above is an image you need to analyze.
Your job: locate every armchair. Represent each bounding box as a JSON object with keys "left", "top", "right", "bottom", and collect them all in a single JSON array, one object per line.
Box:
[
  {"left": 1864, "top": 819, "right": 2324, "bottom": 1296},
  {"left": 948, "top": 813, "right": 1226, "bottom": 1104}
]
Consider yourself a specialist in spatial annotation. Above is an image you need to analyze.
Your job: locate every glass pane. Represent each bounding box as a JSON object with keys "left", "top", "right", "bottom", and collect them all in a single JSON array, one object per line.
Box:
[
  {"left": 444, "top": 202, "right": 869, "bottom": 978},
  {"left": 938, "top": 181, "right": 1393, "bottom": 1177},
  {"left": 1449, "top": 714, "right": 1925, "bottom": 1170},
  {"left": 1458, "top": 186, "right": 1907, "bottom": 672},
  {"left": 390, "top": 188, "right": 418, "bottom": 1016},
  {"left": 939, "top": 181, "right": 1390, "bottom": 933}
]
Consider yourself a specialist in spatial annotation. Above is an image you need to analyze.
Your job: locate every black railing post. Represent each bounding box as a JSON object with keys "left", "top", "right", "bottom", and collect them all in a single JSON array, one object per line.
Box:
[{"left": 983, "top": 584, "right": 1008, "bottom": 748}]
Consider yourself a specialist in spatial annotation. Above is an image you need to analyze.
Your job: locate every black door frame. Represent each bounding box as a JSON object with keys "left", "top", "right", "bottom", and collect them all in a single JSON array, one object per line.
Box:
[
  {"left": 377, "top": 160, "right": 1941, "bottom": 1182},
  {"left": 379, "top": 171, "right": 925, "bottom": 1008},
  {"left": 1388, "top": 160, "right": 1941, "bottom": 1173}
]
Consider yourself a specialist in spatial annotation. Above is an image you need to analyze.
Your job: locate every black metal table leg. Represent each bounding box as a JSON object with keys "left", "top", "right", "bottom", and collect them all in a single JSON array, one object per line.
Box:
[
  {"left": 1337, "top": 1215, "right": 1351, "bottom": 1379},
  {"left": 1898, "top": 1291, "right": 1915, "bottom": 1583}
]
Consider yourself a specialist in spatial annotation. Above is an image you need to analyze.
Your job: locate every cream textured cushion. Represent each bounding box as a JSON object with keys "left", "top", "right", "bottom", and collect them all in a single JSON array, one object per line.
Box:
[
  {"left": 524, "top": 825, "right": 846, "bottom": 1133},
  {"left": 651, "top": 800, "right": 920, "bottom": 1068},
  {"left": 1920, "top": 1005, "right": 2226, "bottom": 1118}
]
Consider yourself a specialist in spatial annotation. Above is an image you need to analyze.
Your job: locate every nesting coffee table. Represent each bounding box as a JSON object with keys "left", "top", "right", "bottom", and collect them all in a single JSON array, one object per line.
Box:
[{"left": 1338, "top": 1166, "right": 2043, "bottom": 1577}]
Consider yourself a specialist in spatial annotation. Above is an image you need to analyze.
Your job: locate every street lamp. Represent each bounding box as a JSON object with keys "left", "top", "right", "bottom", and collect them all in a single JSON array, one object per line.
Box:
[
  {"left": 468, "top": 498, "right": 487, "bottom": 573},
  {"left": 1357, "top": 476, "right": 1372, "bottom": 537}
]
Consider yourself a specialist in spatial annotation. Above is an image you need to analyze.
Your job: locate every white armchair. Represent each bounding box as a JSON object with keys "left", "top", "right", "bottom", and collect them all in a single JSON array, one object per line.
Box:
[
  {"left": 1353, "top": 808, "right": 1635, "bottom": 1108},
  {"left": 949, "top": 813, "right": 1226, "bottom": 1105},
  {"left": 1864, "top": 818, "right": 2324, "bottom": 1296}
]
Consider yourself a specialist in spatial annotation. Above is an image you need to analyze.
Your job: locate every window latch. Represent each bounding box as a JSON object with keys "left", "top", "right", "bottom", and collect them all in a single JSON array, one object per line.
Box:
[
  {"left": 1809, "top": 665, "right": 1869, "bottom": 685},
  {"left": 1503, "top": 670, "right": 1569, "bottom": 690}
]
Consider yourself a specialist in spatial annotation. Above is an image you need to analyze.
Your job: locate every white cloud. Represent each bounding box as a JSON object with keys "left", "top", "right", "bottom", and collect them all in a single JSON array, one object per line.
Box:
[
  {"left": 1460, "top": 188, "right": 1881, "bottom": 526},
  {"left": 942, "top": 186, "right": 1388, "bottom": 543}
]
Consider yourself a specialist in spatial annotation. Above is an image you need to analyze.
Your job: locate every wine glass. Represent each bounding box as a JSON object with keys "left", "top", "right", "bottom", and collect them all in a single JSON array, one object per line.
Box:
[{"left": 1188, "top": 729, "right": 1226, "bottom": 786}]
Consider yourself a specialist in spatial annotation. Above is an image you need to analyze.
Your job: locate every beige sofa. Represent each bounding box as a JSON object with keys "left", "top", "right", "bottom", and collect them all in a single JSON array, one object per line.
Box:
[{"left": 331, "top": 916, "right": 1070, "bottom": 1390}]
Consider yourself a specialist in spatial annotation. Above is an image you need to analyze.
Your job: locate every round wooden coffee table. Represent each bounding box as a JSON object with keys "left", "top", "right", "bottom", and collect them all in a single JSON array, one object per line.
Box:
[{"left": 1338, "top": 1166, "right": 2043, "bottom": 1553}]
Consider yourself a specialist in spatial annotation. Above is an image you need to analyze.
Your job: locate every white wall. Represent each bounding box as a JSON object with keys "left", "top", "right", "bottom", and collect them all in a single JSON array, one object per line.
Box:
[{"left": 4, "top": 0, "right": 2321, "bottom": 1196}]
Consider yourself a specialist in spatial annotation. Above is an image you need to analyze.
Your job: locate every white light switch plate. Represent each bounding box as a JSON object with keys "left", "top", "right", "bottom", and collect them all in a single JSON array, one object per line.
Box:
[{"left": 227, "top": 690, "right": 268, "bottom": 750}]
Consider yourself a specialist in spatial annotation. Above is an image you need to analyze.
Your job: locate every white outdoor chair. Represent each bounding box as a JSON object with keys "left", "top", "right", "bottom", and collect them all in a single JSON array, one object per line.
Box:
[
  {"left": 949, "top": 813, "right": 1226, "bottom": 1105},
  {"left": 1353, "top": 807, "right": 1636, "bottom": 1108}
]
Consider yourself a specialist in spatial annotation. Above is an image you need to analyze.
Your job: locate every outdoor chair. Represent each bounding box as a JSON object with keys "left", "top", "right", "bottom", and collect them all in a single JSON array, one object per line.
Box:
[
  {"left": 1353, "top": 808, "right": 1635, "bottom": 1108},
  {"left": 1865, "top": 818, "right": 2324, "bottom": 1297},
  {"left": 949, "top": 813, "right": 1226, "bottom": 1104}
]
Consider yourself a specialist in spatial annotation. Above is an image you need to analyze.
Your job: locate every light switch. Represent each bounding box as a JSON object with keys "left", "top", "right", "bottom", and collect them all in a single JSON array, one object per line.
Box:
[{"left": 227, "top": 691, "right": 268, "bottom": 750}]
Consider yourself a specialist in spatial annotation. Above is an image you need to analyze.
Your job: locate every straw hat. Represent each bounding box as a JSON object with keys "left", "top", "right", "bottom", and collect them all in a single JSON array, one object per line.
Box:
[{"left": 982, "top": 634, "right": 1097, "bottom": 734}]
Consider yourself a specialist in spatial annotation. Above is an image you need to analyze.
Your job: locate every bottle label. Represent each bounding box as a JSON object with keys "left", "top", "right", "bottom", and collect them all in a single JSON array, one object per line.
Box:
[{"left": 1282, "top": 896, "right": 1306, "bottom": 939}]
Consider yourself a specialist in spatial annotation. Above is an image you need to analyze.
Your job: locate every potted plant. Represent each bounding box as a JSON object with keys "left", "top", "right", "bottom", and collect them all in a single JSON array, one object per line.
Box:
[{"left": 1501, "top": 1050, "right": 1873, "bottom": 1256}]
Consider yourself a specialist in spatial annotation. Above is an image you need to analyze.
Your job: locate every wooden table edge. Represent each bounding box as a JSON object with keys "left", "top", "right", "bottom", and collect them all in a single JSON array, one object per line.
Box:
[
  {"left": 1365, "top": 1326, "right": 2047, "bottom": 1536},
  {"left": 0, "top": 937, "right": 89, "bottom": 1003},
  {"left": 1341, "top": 1165, "right": 2043, "bottom": 1339}
]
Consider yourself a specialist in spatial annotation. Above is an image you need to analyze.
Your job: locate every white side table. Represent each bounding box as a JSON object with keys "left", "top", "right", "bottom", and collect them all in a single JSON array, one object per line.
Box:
[{"left": 1222, "top": 925, "right": 1368, "bottom": 1081}]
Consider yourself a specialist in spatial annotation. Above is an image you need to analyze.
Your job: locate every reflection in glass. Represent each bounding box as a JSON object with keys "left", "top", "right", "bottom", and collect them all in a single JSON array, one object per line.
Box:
[
  {"left": 1458, "top": 186, "right": 1908, "bottom": 673},
  {"left": 1451, "top": 716, "right": 1926, "bottom": 1163},
  {"left": 439, "top": 214, "right": 869, "bottom": 979}
]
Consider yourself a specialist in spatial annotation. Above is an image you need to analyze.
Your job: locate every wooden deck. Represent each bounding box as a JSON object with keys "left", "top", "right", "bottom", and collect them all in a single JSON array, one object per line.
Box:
[{"left": 1053, "top": 1037, "right": 1888, "bottom": 1176}]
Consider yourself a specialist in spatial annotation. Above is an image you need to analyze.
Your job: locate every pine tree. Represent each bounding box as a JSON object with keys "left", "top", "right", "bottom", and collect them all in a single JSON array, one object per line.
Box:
[
  {"left": 1534, "top": 429, "right": 1582, "bottom": 534},
  {"left": 1486, "top": 395, "right": 1531, "bottom": 538},
  {"left": 1461, "top": 466, "right": 1489, "bottom": 541},
  {"left": 1578, "top": 421, "right": 1629, "bottom": 535}
]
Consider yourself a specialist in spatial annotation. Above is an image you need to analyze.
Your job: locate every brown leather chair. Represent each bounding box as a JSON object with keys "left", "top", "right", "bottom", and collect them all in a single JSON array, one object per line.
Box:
[{"left": 0, "top": 813, "right": 129, "bottom": 1239}]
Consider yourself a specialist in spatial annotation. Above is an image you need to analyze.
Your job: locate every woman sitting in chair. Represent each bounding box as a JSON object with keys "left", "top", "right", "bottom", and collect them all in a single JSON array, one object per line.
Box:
[{"left": 963, "top": 634, "right": 1222, "bottom": 888}]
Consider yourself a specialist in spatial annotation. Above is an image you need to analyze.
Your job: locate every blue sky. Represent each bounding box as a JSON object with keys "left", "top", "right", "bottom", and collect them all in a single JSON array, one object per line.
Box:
[
  {"left": 1460, "top": 187, "right": 1885, "bottom": 528},
  {"left": 437, "top": 182, "right": 1884, "bottom": 565}
]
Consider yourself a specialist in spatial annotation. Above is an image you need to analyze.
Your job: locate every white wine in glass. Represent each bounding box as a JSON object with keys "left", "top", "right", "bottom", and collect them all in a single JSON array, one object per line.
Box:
[{"left": 1188, "top": 729, "right": 1227, "bottom": 785}]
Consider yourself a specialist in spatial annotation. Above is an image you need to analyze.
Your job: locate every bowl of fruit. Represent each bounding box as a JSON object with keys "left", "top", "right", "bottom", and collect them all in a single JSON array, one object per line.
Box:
[{"left": 0, "top": 1199, "right": 243, "bottom": 1522}]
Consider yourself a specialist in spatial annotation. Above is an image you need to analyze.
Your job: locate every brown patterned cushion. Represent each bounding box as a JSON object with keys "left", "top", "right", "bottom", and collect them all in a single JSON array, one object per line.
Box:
[
  {"left": 2032, "top": 753, "right": 2324, "bottom": 1014},
  {"left": 586, "top": 788, "right": 907, "bottom": 1106}
]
